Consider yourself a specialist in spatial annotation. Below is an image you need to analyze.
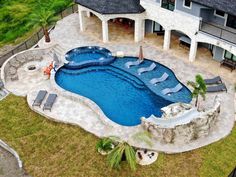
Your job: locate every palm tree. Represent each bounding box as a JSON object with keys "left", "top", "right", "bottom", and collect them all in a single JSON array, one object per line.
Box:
[
  {"left": 107, "top": 141, "right": 136, "bottom": 171},
  {"left": 187, "top": 74, "right": 207, "bottom": 107},
  {"left": 104, "top": 131, "right": 152, "bottom": 171},
  {"left": 29, "top": 9, "right": 59, "bottom": 43}
]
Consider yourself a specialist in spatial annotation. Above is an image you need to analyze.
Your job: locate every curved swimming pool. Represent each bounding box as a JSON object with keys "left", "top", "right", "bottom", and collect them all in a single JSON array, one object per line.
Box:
[{"left": 55, "top": 46, "right": 192, "bottom": 126}]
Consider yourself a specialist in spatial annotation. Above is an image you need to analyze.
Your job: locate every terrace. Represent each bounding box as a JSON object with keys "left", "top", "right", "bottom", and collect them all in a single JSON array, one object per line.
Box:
[{"left": 0, "top": 7, "right": 236, "bottom": 177}]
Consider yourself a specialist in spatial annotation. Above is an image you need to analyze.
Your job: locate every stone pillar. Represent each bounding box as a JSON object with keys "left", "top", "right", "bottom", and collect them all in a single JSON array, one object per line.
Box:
[
  {"left": 135, "top": 19, "right": 144, "bottom": 42},
  {"left": 189, "top": 39, "right": 198, "bottom": 62},
  {"left": 78, "top": 9, "right": 85, "bottom": 32},
  {"left": 87, "top": 11, "right": 91, "bottom": 18},
  {"left": 163, "top": 29, "right": 171, "bottom": 50},
  {"left": 102, "top": 20, "right": 109, "bottom": 43}
]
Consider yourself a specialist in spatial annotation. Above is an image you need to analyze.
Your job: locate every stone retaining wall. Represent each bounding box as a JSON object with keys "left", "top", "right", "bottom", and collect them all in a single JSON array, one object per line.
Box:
[{"left": 141, "top": 97, "right": 221, "bottom": 144}]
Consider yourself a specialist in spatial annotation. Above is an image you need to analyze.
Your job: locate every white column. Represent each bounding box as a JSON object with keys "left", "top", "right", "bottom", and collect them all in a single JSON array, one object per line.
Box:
[
  {"left": 163, "top": 29, "right": 171, "bottom": 50},
  {"left": 86, "top": 11, "right": 91, "bottom": 18},
  {"left": 189, "top": 39, "right": 198, "bottom": 62},
  {"left": 102, "top": 20, "right": 109, "bottom": 43},
  {"left": 135, "top": 19, "right": 144, "bottom": 42},
  {"left": 141, "top": 20, "right": 145, "bottom": 39},
  {"left": 78, "top": 9, "right": 85, "bottom": 32}
]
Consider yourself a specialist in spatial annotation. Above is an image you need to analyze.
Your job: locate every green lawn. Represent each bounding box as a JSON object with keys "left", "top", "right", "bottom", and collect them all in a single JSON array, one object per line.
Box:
[
  {"left": 0, "top": 0, "right": 72, "bottom": 47},
  {"left": 0, "top": 95, "right": 235, "bottom": 177}
]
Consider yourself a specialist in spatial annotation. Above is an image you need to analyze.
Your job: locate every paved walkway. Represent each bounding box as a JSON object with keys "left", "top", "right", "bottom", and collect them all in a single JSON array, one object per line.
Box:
[
  {"left": 3, "top": 13, "right": 235, "bottom": 153},
  {"left": 0, "top": 147, "right": 30, "bottom": 177}
]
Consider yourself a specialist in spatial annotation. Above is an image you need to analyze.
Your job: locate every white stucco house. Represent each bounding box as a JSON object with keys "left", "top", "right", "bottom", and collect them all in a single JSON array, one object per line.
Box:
[{"left": 76, "top": 0, "right": 236, "bottom": 70}]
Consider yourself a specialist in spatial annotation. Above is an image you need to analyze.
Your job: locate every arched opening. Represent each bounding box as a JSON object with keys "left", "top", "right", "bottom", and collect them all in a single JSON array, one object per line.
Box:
[
  {"left": 143, "top": 19, "right": 165, "bottom": 49},
  {"left": 167, "top": 30, "right": 192, "bottom": 61},
  {"left": 108, "top": 18, "right": 135, "bottom": 42},
  {"left": 83, "top": 12, "right": 103, "bottom": 41},
  {"left": 195, "top": 43, "right": 236, "bottom": 73}
]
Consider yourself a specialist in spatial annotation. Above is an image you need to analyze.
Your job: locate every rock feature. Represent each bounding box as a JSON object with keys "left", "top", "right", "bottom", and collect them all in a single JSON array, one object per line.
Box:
[{"left": 141, "top": 96, "right": 221, "bottom": 144}]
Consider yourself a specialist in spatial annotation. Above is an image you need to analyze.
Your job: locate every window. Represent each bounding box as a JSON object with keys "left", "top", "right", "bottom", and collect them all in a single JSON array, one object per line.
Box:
[
  {"left": 161, "top": 0, "right": 175, "bottom": 11},
  {"left": 183, "top": 0, "right": 192, "bottom": 8},
  {"left": 226, "top": 14, "right": 236, "bottom": 29},
  {"left": 214, "top": 10, "right": 225, "bottom": 18},
  {"left": 224, "top": 51, "right": 236, "bottom": 61}
]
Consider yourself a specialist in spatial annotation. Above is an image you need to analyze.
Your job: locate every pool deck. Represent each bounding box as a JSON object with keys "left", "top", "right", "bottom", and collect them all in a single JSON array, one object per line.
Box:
[{"left": 3, "top": 13, "right": 236, "bottom": 153}]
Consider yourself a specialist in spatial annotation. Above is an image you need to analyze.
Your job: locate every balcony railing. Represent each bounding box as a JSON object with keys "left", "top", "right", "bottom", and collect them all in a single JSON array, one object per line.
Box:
[{"left": 199, "top": 21, "right": 236, "bottom": 45}]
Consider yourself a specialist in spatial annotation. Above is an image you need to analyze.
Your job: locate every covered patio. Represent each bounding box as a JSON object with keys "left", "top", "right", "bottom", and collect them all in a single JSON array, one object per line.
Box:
[{"left": 76, "top": 0, "right": 146, "bottom": 43}]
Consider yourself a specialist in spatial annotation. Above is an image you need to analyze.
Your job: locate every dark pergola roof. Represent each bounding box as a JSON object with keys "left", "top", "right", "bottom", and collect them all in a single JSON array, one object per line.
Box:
[
  {"left": 192, "top": 0, "right": 236, "bottom": 16},
  {"left": 75, "top": 0, "right": 145, "bottom": 15}
]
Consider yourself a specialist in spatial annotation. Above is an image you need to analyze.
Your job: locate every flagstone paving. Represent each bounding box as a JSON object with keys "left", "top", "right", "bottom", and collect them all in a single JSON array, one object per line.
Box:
[{"left": 2, "top": 13, "right": 235, "bottom": 153}]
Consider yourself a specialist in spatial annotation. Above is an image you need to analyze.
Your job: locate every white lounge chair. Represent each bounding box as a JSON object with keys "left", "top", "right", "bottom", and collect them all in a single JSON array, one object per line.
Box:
[
  {"left": 137, "top": 63, "right": 156, "bottom": 75},
  {"left": 125, "top": 59, "right": 143, "bottom": 68},
  {"left": 150, "top": 73, "right": 169, "bottom": 85},
  {"left": 162, "top": 83, "right": 183, "bottom": 95}
]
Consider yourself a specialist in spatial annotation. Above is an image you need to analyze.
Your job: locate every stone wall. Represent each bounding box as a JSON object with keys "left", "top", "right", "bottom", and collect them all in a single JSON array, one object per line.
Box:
[
  {"left": 0, "top": 44, "right": 64, "bottom": 83},
  {"left": 141, "top": 97, "right": 221, "bottom": 144}
]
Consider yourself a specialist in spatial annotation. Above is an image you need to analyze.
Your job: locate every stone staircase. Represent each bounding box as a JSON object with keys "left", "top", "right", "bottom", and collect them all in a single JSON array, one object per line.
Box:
[{"left": 49, "top": 44, "right": 68, "bottom": 64}]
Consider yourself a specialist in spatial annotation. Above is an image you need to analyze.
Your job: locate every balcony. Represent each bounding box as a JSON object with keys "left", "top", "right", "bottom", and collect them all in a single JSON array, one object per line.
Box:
[{"left": 199, "top": 21, "right": 236, "bottom": 45}]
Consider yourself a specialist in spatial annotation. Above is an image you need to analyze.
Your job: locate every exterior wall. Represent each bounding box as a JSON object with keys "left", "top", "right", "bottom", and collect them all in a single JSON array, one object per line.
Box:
[
  {"left": 196, "top": 32, "right": 236, "bottom": 56},
  {"left": 145, "top": 19, "right": 153, "bottom": 33},
  {"left": 175, "top": 0, "right": 206, "bottom": 17},
  {"left": 200, "top": 9, "right": 226, "bottom": 25},
  {"left": 213, "top": 46, "right": 224, "bottom": 61},
  {"left": 141, "top": 0, "right": 200, "bottom": 38}
]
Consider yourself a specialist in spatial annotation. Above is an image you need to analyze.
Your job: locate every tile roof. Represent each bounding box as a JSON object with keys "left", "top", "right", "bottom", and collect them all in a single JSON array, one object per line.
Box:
[
  {"left": 75, "top": 0, "right": 145, "bottom": 15},
  {"left": 192, "top": 0, "right": 236, "bottom": 16}
]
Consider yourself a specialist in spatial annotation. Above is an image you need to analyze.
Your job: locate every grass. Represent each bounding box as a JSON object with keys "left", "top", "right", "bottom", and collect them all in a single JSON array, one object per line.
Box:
[
  {"left": 0, "top": 0, "right": 72, "bottom": 47},
  {"left": 0, "top": 94, "right": 235, "bottom": 177}
]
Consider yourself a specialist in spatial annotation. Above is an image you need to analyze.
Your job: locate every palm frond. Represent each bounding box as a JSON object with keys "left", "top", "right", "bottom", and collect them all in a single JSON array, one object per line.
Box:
[{"left": 124, "top": 144, "right": 136, "bottom": 171}]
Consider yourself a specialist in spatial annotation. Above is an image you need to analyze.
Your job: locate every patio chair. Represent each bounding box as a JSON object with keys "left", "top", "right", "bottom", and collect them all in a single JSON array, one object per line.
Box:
[
  {"left": 32, "top": 90, "right": 48, "bottom": 107},
  {"left": 206, "top": 84, "right": 227, "bottom": 93},
  {"left": 137, "top": 63, "right": 156, "bottom": 75},
  {"left": 125, "top": 59, "right": 143, "bottom": 68},
  {"left": 204, "top": 76, "right": 222, "bottom": 85},
  {"left": 150, "top": 73, "right": 169, "bottom": 85},
  {"left": 43, "top": 94, "right": 57, "bottom": 111},
  {"left": 162, "top": 83, "right": 183, "bottom": 95}
]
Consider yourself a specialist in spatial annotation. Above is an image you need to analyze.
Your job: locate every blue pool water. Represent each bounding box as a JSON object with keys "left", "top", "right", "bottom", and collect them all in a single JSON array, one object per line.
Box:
[{"left": 55, "top": 46, "right": 192, "bottom": 126}]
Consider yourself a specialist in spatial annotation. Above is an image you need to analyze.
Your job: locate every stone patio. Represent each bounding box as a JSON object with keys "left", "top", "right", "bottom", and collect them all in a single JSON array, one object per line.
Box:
[{"left": 2, "top": 13, "right": 235, "bottom": 153}]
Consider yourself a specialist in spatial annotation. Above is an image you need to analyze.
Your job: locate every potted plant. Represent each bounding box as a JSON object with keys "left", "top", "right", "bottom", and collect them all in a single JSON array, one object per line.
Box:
[{"left": 96, "top": 137, "right": 115, "bottom": 155}]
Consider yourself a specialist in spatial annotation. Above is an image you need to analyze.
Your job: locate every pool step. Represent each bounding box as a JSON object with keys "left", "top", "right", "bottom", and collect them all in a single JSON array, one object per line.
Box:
[{"left": 59, "top": 66, "right": 145, "bottom": 89}]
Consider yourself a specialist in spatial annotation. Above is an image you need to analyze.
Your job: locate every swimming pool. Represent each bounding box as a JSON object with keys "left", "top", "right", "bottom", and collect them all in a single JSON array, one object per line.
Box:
[{"left": 55, "top": 46, "right": 192, "bottom": 126}]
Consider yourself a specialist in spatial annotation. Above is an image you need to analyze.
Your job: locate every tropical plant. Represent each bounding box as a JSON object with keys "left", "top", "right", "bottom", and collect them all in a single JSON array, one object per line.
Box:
[
  {"left": 107, "top": 141, "right": 136, "bottom": 171},
  {"left": 28, "top": 8, "right": 59, "bottom": 43},
  {"left": 96, "top": 137, "right": 114, "bottom": 155},
  {"left": 0, "top": 0, "right": 72, "bottom": 46},
  {"left": 187, "top": 74, "right": 207, "bottom": 108}
]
